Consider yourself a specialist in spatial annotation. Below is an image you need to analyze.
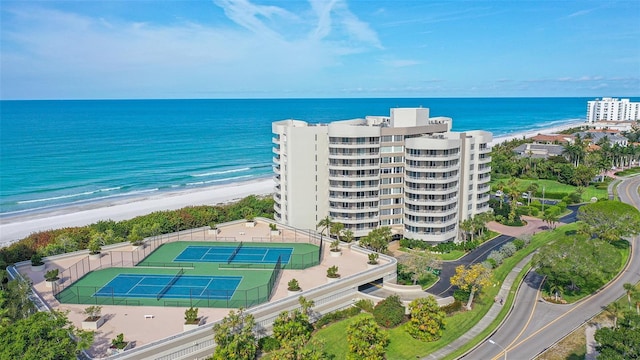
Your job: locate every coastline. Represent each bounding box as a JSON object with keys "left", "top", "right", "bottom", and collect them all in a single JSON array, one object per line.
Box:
[
  {"left": 0, "top": 177, "right": 275, "bottom": 245},
  {"left": 0, "top": 119, "right": 587, "bottom": 246},
  {"left": 489, "top": 119, "right": 585, "bottom": 146}
]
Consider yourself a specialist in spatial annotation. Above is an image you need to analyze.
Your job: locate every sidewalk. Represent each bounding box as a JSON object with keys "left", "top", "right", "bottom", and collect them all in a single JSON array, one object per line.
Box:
[{"left": 423, "top": 253, "right": 534, "bottom": 360}]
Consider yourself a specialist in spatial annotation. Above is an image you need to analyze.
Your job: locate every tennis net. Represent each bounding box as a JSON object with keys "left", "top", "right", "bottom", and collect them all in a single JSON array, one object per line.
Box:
[
  {"left": 227, "top": 241, "right": 244, "bottom": 264},
  {"left": 156, "top": 268, "right": 184, "bottom": 300}
]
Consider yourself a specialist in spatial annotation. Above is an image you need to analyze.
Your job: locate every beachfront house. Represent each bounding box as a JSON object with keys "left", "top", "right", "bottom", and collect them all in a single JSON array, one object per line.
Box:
[{"left": 271, "top": 107, "right": 492, "bottom": 244}]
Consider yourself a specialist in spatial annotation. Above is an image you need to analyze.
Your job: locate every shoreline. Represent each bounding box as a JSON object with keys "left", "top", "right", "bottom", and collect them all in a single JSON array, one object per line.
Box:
[
  {"left": 0, "top": 177, "right": 275, "bottom": 245},
  {"left": 0, "top": 119, "right": 588, "bottom": 245}
]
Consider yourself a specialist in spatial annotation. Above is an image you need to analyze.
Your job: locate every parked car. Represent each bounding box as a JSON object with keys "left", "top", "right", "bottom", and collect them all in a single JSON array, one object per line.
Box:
[{"left": 495, "top": 190, "right": 504, "bottom": 197}]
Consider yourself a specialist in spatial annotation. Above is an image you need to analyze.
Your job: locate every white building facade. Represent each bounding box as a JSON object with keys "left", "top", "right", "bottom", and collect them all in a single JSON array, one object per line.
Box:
[
  {"left": 272, "top": 108, "right": 492, "bottom": 243},
  {"left": 587, "top": 98, "right": 640, "bottom": 123}
]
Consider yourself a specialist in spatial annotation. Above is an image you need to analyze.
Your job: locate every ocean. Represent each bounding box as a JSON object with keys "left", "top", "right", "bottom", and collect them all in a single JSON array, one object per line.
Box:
[{"left": 0, "top": 97, "right": 595, "bottom": 216}]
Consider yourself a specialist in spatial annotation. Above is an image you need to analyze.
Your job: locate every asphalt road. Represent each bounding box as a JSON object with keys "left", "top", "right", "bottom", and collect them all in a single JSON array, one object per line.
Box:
[{"left": 465, "top": 176, "right": 640, "bottom": 360}]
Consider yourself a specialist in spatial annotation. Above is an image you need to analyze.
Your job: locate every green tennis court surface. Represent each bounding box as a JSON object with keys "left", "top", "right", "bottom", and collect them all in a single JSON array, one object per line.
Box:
[
  {"left": 55, "top": 241, "right": 319, "bottom": 308},
  {"left": 174, "top": 245, "right": 293, "bottom": 264}
]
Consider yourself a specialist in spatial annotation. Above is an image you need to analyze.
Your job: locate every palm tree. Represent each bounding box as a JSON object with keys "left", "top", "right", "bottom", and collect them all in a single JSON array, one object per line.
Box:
[
  {"left": 316, "top": 216, "right": 333, "bottom": 237},
  {"left": 526, "top": 183, "right": 539, "bottom": 205},
  {"left": 543, "top": 212, "right": 559, "bottom": 230},
  {"left": 330, "top": 222, "right": 345, "bottom": 242},
  {"left": 459, "top": 219, "right": 473, "bottom": 242},
  {"left": 623, "top": 283, "right": 636, "bottom": 310},
  {"left": 605, "top": 301, "right": 625, "bottom": 329},
  {"left": 548, "top": 281, "right": 563, "bottom": 302}
]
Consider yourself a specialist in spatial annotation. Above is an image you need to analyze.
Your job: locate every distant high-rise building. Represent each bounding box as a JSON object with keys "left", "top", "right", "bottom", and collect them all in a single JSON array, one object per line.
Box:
[
  {"left": 587, "top": 98, "right": 640, "bottom": 123},
  {"left": 271, "top": 108, "right": 492, "bottom": 243}
]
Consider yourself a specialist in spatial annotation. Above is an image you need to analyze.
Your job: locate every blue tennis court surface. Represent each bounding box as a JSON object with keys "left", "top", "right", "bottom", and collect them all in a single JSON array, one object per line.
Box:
[
  {"left": 174, "top": 245, "right": 293, "bottom": 264},
  {"left": 94, "top": 274, "right": 242, "bottom": 300}
]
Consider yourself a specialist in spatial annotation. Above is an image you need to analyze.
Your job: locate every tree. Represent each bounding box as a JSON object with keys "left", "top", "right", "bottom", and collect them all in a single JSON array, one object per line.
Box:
[
  {"left": 212, "top": 308, "right": 258, "bottom": 360},
  {"left": 4, "top": 277, "right": 36, "bottom": 321},
  {"left": 605, "top": 301, "right": 626, "bottom": 329},
  {"left": 359, "top": 227, "right": 392, "bottom": 253},
  {"left": 399, "top": 252, "right": 441, "bottom": 285},
  {"left": 542, "top": 208, "right": 560, "bottom": 230},
  {"left": 272, "top": 298, "right": 314, "bottom": 347},
  {"left": 450, "top": 263, "right": 493, "bottom": 310},
  {"left": 547, "top": 280, "right": 563, "bottom": 302},
  {"left": 372, "top": 295, "right": 405, "bottom": 328},
  {"left": 330, "top": 222, "right": 345, "bottom": 241},
  {"left": 459, "top": 219, "right": 473, "bottom": 242},
  {"left": 577, "top": 201, "right": 640, "bottom": 242},
  {"left": 406, "top": 296, "right": 446, "bottom": 341},
  {"left": 532, "top": 236, "right": 620, "bottom": 294},
  {"left": 623, "top": 283, "right": 636, "bottom": 310},
  {"left": 0, "top": 311, "right": 94, "bottom": 360},
  {"left": 316, "top": 216, "right": 333, "bottom": 237},
  {"left": 346, "top": 314, "right": 389, "bottom": 360},
  {"left": 595, "top": 312, "right": 640, "bottom": 359},
  {"left": 269, "top": 297, "right": 324, "bottom": 360}
]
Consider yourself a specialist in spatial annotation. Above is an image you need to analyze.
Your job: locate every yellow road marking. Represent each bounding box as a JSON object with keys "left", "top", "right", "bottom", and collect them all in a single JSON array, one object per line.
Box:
[
  {"left": 491, "top": 177, "right": 639, "bottom": 357},
  {"left": 490, "top": 275, "right": 544, "bottom": 360}
]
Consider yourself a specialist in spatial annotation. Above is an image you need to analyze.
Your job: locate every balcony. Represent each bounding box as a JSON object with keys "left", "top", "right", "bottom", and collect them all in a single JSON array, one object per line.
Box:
[
  {"left": 405, "top": 197, "right": 457, "bottom": 206},
  {"left": 405, "top": 175, "right": 458, "bottom": 184},
  {"left": 329, "top": 183, "right": 380, "bottom": 192},
  {"left": 329, "top": 173, "right": 379, "bottom": 181},
  {"left": 330, "top": 215, "right": 379, "bottom": 224},
  {"left": 329, "top": 193, "right": 380, "bottom": 202},
  {"left": 329, "top": 151, "right": 379, "bottom": 159},
  {"left": 405, "top": 186, "right": 459, "bottom": 195},
  {"left": 405, "top": 153, "right": 460, "bottom": 161},
  {"left": 329, "top": 163, "right": 380, "bottom": 170},
  {"left": 404, "top": 207, "right": 457, "bottom": 217}
]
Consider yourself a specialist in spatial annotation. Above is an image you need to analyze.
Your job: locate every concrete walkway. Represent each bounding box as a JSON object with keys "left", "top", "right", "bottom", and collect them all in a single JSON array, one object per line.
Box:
[{"left": 424, "top": 253, "right": 534, "bottom": 359}]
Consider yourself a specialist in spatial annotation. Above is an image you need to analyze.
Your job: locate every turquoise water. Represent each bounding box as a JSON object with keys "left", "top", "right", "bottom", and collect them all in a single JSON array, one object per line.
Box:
[{"left": 0, "top": 98, "right": 594, "bottom": 216}]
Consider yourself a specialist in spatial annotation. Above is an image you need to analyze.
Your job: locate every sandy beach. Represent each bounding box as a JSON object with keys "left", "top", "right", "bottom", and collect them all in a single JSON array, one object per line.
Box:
[
  {"left": 0, "top": 120, "right": 586, "bottom": 246},
  {"left": 0, "top": 178, "right": 275, "bottom": 245}
]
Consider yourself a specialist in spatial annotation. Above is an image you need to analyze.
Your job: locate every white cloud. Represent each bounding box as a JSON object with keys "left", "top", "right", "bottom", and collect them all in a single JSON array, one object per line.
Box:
[
  {"left": 1, "top": 2, "right": 383, "bottom": 98},
  {"left": 380, "top": 58, "right": 420, "bottom": 67}
]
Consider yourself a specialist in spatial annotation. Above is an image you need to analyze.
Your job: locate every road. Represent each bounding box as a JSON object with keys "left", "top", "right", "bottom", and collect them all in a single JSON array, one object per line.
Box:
[{"left": 465, "top": 176, "right": 640, "bottom": 360}]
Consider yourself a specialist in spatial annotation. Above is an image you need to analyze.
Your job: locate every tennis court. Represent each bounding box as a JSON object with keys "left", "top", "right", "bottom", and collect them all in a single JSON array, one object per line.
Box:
[
  {"left": 94, "top": 273, "right": 242, "bottom": 300},
  {"left": 55, "top": 240, "right": 320, "bottom": 308},
  {"left": 174, "top": 245, "right": 293, "bottom": 264}
]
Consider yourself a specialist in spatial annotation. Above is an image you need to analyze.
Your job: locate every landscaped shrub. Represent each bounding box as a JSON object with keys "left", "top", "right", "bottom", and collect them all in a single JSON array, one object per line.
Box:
[
  {"left": 258, "top": 336, "right": 280, "bottom": 352},
  {"left": 512, "top": 239, "right": 525, "bottom": 250},
  {"left": 440, "top": 300, "right": 463, "bottom": 314},
  {"left": 500, "top": 242, "right": 517, "bottom": 257},
  {"left": 453, "top": 289, "right": 470, "bottom": 302},
  {"left": 373, "top": 295, "right": 405, "bottom": 328},
  {"left": 314, "top": 307, "right": 361, "bottom": 328},
  {"left": 487, "top": 250, "right": 504, "bottom": 267},
  {"left": 354, "top": 299, "right": 375, "bottom": 313},
  {"left": 484, "top": 259, "right": 497, "bottom": 269}
]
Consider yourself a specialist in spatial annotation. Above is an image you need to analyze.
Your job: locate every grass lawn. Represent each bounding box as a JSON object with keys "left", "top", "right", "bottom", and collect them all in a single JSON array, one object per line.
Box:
[
  {"left": 439, "top": 250, "right": 466, "bottom": 261},
  {"left": 314, "top": 225, "right": 569, "bottom": 359},
  {"left": 615, "top": 166, "right": 640, "bottom": 176},
  {"left": 544, "top": 238, "right": 631, "bottom": 304},
  {"left": 492, "top": 178, "right": 608, "bottom": 202}
]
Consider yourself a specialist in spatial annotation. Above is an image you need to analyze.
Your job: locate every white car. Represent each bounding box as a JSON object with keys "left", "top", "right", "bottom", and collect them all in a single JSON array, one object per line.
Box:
[{"left": 495, "top": 190, "right": 504, "bottom": 197}]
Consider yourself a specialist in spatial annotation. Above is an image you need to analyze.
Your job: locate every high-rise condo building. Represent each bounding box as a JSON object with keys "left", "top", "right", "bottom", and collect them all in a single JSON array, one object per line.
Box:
[
  {"left": 587, "top": 98, "right": 640, "bottom": 123},
  {"left": 272, "top": 108, "right": 492, "bottom": 243}
]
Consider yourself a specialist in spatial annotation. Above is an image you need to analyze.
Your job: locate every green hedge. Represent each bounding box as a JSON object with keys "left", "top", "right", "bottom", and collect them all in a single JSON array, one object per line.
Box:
[{"left": 0, "top": 195, "right": 275, "bottom": 267}]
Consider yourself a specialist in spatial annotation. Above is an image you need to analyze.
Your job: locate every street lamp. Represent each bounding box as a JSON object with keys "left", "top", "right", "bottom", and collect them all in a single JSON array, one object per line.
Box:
[{"left": 488, "top": 339, "right": 507, "bottom": 360}]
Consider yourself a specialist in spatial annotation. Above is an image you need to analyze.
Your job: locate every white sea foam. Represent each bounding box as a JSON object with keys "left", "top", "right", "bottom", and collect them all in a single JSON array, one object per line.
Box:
[
  {"left": 17, "top": 187, "right": 123, "bottom": 204},
  {"left": 191, "top": 167, "right": 251, "bottom": 177},
  {"left": 186, "top": 175, "right": 252, "bottom": 186}
]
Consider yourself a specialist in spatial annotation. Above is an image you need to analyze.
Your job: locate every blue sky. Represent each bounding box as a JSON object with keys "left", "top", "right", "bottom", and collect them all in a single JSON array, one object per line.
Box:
[{"left": 1, "top": 0, "right": 639, "bottom": 99}]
